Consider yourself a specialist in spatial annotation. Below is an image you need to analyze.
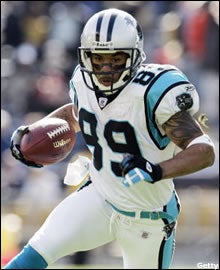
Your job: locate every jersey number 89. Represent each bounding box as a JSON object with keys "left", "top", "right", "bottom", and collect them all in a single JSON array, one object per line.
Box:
[{"left": 79, "top": 108, "right": 141, "bottom": 177}]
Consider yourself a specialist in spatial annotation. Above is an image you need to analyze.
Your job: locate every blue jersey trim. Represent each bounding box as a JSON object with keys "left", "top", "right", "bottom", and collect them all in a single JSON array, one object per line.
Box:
[{"left": 144, "top": 69, "right": 190, "bottom": 149}]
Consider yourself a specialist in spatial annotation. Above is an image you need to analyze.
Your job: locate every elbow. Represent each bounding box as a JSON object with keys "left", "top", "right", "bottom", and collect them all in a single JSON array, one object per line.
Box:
[
  {"left": 200, "top": 144, "right": 215, "bottom": 167},
  {"left": 208, "top": 148, "right": 215, "bottom": 167}
]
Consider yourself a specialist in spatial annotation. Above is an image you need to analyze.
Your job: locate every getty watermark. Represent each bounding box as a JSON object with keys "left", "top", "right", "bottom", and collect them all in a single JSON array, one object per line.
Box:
[{"left": 197, "top": 262, "right": 219, "bottom": 269}]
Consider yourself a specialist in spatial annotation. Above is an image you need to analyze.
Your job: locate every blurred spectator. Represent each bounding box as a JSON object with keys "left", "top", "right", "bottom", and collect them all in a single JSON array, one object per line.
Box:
[
  {"left": 21, "top": 2, "right": 50, "bottom": 49},
  {"left": 27, "top": 68, "right": 70, "bottom": 114},
  {"left": 203, "top": 1, "right": 219, "bottom": 72},
  {"left": 3, "top": 3, "right": 23, "bottom": 47},
  {"left": 183, "top": 1, "right": 219, "bottom": 71},
  {"left": 1, "top": 109, "right": 12, "bottom": 153},
  {"left": 181, "top": 1, "right": 219, "bottom": 127}
]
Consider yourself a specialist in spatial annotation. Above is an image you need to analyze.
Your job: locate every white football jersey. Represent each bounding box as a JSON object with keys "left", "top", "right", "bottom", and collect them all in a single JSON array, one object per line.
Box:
[{"left": 69, "top": 63, "right": 199, "bottom": 211}]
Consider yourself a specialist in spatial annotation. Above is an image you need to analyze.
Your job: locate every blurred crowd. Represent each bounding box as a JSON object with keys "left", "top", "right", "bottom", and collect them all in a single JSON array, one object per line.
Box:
[{"left": 1, "top": 1, "right": 219, "bottom": 267}]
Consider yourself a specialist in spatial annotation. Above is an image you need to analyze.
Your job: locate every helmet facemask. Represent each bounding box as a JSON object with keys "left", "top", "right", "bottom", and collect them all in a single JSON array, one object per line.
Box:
[{"left": 78, "top": 48, "right": 142, "bottom": 95}]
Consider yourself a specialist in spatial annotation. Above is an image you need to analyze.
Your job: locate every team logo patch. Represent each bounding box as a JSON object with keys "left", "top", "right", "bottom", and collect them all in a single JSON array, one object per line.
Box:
[
  {"left": 98, "top": 97, "right": 108, "bottom": 108},
  {"left": 176, "top": 93, "right": 193, "bottom": 110}
]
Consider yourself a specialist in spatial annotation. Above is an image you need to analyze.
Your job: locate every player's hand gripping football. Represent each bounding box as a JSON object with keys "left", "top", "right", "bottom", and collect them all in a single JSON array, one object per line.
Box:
[
  {"left": 120, "top": 153, "right": 162, "bottom": 187},
  {"left": 10, "top": 126, "right": 43, "bottom": 168}
]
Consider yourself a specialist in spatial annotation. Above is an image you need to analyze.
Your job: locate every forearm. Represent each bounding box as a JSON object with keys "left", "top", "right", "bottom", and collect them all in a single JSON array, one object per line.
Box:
[
  {"left": 45, "top": 103, "right": 80, "bottom": 133},
  {"left": 159, "top": 144, "right": 215, "bottom": 179}
]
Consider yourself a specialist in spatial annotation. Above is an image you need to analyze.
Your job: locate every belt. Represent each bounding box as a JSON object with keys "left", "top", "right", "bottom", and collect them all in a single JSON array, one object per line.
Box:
[{"left": 107, "top": 201, "right": 174, "bottom": 221}]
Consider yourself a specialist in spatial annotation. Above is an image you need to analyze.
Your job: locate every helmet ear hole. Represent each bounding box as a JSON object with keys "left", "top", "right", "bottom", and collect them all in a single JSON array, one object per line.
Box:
[{"left": 78, "top": 8, "right": 146, "bottom": 94}]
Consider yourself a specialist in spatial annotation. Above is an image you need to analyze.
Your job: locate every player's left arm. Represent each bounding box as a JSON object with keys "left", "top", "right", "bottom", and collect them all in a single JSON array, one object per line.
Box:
[
  {"left": 160, "top": 110, "right": 215, "bottom": 179},
  {"left": 120, "top": 111, "right": 215, "bottom": 186},
  {"left": 120, "top": 79, "right": 215, "bottom": 186}
]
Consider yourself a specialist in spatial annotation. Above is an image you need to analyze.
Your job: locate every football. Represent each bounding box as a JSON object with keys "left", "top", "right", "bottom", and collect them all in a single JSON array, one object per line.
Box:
[{"left": 20, "top": 117, "right": 76, "bottom": 165}]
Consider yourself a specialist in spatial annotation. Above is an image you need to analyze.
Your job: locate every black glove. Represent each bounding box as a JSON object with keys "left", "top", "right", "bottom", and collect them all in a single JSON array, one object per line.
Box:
[
  {"left": 10, "top": 125, "right": 43, "bottom": 168},
  {"left": 120, "top": 153, "right": 162, "bottom": 186}
]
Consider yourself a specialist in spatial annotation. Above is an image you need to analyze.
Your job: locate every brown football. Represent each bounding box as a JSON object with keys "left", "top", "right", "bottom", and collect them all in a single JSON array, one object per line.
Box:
[{"left": 20, "top": 117, "right": 75, "bottom": 165}]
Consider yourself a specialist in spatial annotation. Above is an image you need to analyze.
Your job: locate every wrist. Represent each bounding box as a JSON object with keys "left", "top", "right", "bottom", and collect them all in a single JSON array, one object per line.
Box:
[
  {"left": 121, "top": 154, "right": 163, "bottom": 182},
  {"left": 137, "top": 157, "right": 162, "bottom": 182},
  {"left": 151, "top": 163, "right": 163, "bottom": 182}
]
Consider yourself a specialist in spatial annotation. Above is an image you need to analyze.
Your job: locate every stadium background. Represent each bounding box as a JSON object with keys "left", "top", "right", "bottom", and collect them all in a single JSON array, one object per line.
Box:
[{"left": 1, "top": 1, "right": 219, "bottom": 268}]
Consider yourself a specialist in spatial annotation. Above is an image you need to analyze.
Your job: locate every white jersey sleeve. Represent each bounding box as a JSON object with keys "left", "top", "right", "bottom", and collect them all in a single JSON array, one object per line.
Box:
[{"left": 140, "top": 64, "right": 200, "bottom": 149}]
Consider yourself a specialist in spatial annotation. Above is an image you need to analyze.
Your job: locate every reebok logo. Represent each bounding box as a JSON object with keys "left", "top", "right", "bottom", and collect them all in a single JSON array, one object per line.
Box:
[{"left": 99, "top": 97, "right": 108, "bottom": 108}]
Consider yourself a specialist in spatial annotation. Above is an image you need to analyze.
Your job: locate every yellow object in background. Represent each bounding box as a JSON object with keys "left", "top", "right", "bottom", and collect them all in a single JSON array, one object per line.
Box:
[{"left": 1, "top": 213, "right": 23, "bottom": 267}]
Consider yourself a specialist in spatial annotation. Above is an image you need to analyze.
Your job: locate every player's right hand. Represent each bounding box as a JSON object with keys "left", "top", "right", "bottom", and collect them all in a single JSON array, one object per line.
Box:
[{"left": 10, "top": 125, "right": 43, "bottom": 168}]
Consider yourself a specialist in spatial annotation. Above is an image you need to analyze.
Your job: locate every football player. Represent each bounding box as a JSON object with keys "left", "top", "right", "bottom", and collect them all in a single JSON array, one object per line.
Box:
[{"left": 5, "top": 8, "right": 215, "bottom": 269}]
